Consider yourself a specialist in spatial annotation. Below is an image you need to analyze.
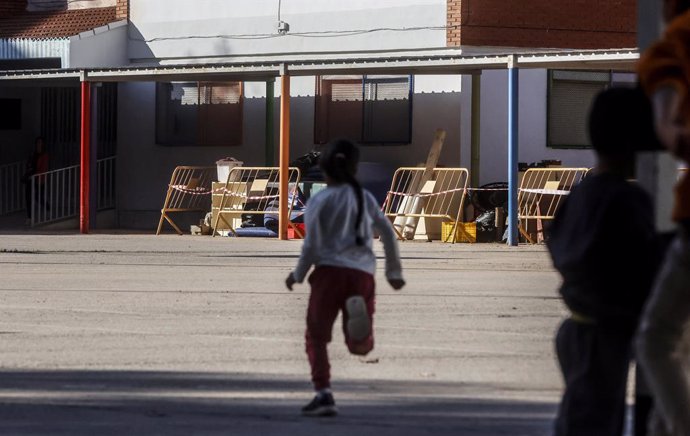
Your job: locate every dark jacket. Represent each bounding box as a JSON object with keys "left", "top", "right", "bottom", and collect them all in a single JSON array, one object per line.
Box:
[{"left": 547, "top": 172, "right": 660, "bottom": 333}]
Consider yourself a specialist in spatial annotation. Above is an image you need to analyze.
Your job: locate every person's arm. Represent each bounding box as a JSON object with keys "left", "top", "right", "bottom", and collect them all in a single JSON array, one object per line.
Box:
[
  {"left": 651, "top": 86, "right": 690, "bottom": 154},
  {"left": 636, "top": 235, "right": 690, "bottom": 435},
  {"left": 289, "top": 200, "right": 322, "bottom": 286},
  {"left": 368, "top": 193, "right": 404, "bottom": 288}
]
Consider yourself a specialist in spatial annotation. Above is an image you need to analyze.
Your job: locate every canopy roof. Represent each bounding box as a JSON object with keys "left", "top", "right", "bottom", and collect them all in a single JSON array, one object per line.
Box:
[{"left": 0, "top": 47, "right": 639, "bottom": 83}]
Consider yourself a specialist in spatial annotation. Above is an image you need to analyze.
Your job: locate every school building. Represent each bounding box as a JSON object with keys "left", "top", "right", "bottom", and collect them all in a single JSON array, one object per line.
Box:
[{"left": 0, "top": 0, "right": 639, "bottom": 235}]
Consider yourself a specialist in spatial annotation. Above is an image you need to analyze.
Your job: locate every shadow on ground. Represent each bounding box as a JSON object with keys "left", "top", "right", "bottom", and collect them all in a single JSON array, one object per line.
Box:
[{"left": 0, "top": 370, "right": 556, "bottom": 436}]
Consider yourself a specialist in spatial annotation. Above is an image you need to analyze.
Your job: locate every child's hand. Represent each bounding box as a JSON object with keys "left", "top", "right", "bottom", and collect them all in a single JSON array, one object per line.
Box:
[
  {"left": 285, "top": 273, "right": 297, "bottom": 291},
  {"left": 388, "top": 278, "right": 405, "bottom": 291}
]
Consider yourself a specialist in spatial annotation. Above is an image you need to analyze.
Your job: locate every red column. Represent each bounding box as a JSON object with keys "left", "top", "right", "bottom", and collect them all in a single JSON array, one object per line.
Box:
[
  {"left": 279, "top": 73, "right": 291, "bottom": 240},
  {"left": 80, "top": 80, "right": 91, "bottom": 234}
]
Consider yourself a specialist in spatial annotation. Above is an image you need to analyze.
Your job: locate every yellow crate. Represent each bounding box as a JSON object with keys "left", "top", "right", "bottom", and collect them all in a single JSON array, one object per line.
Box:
[{"left": 441, "top": 221, "right": 476, "bottom": 243}]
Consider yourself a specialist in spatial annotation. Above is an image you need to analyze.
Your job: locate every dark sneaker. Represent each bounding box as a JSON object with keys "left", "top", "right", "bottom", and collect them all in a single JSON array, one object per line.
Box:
[
  {"left": 346, "top": 295, "right": 370, "bottom": 342},
  {"left": 301, "top": 393, "right": 337, "bottom": 417}
]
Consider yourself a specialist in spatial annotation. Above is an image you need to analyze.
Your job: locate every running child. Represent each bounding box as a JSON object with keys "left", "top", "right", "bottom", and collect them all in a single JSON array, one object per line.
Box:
[{"left": 285, "top": 138, "right": 405, "bottom": 417}]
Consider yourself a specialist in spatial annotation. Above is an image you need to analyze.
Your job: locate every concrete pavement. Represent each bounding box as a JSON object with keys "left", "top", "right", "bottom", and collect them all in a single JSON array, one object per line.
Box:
[{"left": 0, "top": 234, "right": 565, "bottom": 435}]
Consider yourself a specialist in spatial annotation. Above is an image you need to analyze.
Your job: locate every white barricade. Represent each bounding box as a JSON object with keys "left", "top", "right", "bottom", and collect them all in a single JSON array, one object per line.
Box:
[
  {"left": 518, "top": 167, "right": 590, "bottom": 244},
  {"left": 382, "top": 167, "right": 470, "bottom": 242},
  {"left": 156, "top": 166, "right": 216, "bottom": 235}
]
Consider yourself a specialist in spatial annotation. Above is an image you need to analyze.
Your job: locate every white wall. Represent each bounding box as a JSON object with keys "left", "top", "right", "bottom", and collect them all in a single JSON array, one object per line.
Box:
[
  {"left": 116, "top": 68, "right": 601, "bottom": 229},
  {"left": 116, "top": 74, "right": 466, "bottom": 229},
  {"left": 478, "top": 69, "right": 595, "bottom": 185},
  {"left": 70, "top": 21, "right": 129, "bottom": 68},
  {"left": 111, "top": 0, "right": 596, "bottom": 228},
  {"left": 128, "top": 0, "right": 447, "bottom": 62}
]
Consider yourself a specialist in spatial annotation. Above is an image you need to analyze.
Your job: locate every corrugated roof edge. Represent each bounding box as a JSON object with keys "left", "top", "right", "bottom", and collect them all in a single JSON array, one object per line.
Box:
[{"left": 0, "top": 47, "right": 640, "bottom": 83}]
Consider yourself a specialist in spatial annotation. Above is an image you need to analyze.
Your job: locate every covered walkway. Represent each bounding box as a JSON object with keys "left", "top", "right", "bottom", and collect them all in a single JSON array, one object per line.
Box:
[{"left": 0, "top": 47, "right": 638, "bottom": 243}]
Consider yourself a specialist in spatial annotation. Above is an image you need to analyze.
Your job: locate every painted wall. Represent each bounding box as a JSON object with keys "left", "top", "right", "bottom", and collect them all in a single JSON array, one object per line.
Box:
[
  {"left": 111, "top": 0, "right": 595, "bottom": 229},
  {"left": 116, "top": 74, "right": 466, "bottom": 229},
  {"left": 70, "top": 21, "right": 128, "bottom": 68},
  {"left": 128, "top": 0, "right": 447, "bottom": 63},
  {"left": 478, "top": 69, "right": 595, "bottom": 185},
  {"left": 115, "top": 68, "right": 599, "bottom": 228},
  {"left": 0, "top": 85, "right": 41, "bottom": 165}
]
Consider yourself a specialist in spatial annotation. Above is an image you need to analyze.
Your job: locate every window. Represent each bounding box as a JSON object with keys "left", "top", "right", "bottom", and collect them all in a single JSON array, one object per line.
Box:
[
  {"left": 547, "top": 70, "right": 636, "bottom": 149},
  {"left": 156, "top": 81, "right": 243, "bottom": 147},
  {"left": 0, "top": 99, "right": 21, "bottom": 130},
  {"left": 315, "top": 75, "right": 413, "bottom": 144}
]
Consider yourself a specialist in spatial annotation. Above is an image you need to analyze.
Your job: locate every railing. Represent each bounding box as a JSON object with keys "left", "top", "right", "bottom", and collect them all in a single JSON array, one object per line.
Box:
[
  {"left": 30, "top": 157, "right": 116, "bottom": 227},
  {"left": 30, "top": 164, "right": 80, "bottom": 226},
  {"left": 0, "top": 160, "right": 26, "bottom": 215}
]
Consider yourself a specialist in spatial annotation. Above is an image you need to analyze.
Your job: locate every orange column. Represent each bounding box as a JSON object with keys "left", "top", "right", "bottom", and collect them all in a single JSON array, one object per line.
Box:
[
  {"left": 80, "top": 79, "right": 91, "bottom": 234},
  {"left": 278, "top": 73, "right": 291, "bottom": 240}
]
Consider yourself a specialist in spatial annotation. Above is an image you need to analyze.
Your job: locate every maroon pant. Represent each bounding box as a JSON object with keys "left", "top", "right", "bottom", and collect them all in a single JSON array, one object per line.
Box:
[{"left": 306, "top": 266, "right": 376, "bottom": 390}]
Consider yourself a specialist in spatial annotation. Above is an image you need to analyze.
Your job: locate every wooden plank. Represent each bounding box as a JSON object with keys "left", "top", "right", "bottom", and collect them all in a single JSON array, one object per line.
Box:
[{"left": 393, "top": 129, "right": 447, "bottom": 239}]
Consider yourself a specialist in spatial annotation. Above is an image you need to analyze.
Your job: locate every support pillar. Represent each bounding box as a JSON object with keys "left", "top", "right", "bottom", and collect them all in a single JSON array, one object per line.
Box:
[
  {"left": 637, "top": 0, "right": 677, "bottom": 233},
  {"left": 507, "top": 57, "right": 519, "bottom": 246},
  {"left": 278, "top": 69, "right": 290, "bottom": 240},
  {"left": 471, "top": 73, "right": 481, "bottom": 187},
  {"left": 80, "top": 76, "right": 91, "bottom": 234}
]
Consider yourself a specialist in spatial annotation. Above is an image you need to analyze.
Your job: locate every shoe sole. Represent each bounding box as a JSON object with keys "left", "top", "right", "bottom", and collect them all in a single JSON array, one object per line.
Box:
[
  {"left": 302, "top": 405, "right": 338, "bottom": 417},
  {"left": 346, "top": 296, "right": 370, "bottom": 342}
]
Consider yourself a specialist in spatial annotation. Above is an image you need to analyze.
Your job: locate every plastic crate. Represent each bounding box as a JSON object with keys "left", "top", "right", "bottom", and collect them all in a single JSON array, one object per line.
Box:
[
  {"left": 287, "top": 223, "right": 306, "bottom": 239},
  {"left": 441, "top": 221, "right": 476, "bottom": 243}
]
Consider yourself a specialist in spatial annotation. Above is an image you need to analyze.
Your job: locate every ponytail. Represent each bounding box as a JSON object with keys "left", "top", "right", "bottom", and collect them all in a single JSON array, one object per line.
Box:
[
  {"left": 320, "top": 139, "right": 365, "bottom": 246},
  {"left": 342, "top": 166, "right": 365, "bottom": 246}
]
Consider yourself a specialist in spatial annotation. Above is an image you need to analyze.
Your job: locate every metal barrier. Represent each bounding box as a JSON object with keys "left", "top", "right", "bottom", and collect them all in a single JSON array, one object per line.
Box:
[
  {"left": 0, "top": 160, "right": 25, "bottom": 215},
  {"left": 157, "top": 166, "right": 216, "bottom": 235},
  {"left": 382, "top": 167, "right": 470, "bottom": 242},
  {"left": 518, "top": 167, "right": 590, "bottom": 244},
  {"left": 212, "top": 166, "right": 302, "bottom": 237}
]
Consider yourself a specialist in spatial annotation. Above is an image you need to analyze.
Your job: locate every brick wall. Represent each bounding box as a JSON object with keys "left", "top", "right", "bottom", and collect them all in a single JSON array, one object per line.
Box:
[
  {"left": 447, "top": 0, "right": 462, "bottom": 46},
  {"left": 0, "top": 0, "right": 26, "bottom": 19},
  {"left": 447, "top": 0, "right": 636, "bottom": 49},
  {"left": 115, "top": 0, "right": 128, "bottom": 20}
]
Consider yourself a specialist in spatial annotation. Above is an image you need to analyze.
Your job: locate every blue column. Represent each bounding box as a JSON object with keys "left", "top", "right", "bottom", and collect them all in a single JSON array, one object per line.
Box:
[{"left": 507, "top": 60, "right": 519, "bottom": 246}]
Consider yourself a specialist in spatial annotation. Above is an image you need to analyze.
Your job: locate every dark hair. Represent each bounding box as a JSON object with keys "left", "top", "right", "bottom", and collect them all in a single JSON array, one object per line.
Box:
[
  {"left": 319, "top": 138, "right": 365, "bottom": 246},
  {"left": 588, "top": 86, "right": 663, "bottom": 156}
]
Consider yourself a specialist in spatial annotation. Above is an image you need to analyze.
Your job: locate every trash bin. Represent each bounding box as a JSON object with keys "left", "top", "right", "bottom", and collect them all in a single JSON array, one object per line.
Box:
[{"left": 216, "top": 158, "right": 243, "bottom": 182}]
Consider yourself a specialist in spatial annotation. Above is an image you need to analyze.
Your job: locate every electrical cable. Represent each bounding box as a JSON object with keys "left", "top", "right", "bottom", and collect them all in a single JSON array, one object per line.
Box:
[{"left": 128, "top": 25, "right": 451, "bottom": 43}]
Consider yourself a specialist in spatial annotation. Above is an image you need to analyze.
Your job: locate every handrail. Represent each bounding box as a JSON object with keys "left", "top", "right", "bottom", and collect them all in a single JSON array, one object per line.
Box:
[{"left": 30, "top": 157, "right": 116, "bottom": 227}]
